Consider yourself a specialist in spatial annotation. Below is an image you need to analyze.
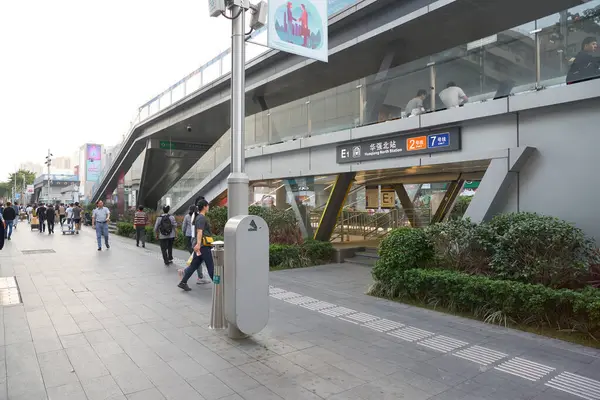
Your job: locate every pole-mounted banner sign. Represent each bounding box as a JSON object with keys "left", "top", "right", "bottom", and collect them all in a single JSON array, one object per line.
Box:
[{"left": 268, "top": 0, "right": 329, "bottom": 62}]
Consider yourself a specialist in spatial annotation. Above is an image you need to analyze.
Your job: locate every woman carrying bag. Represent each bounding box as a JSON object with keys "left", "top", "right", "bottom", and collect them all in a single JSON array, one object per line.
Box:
[
  {"left": 182, "top": 205, "right": 210, "bottom": 284},
  {"left": 178, "top": 198, "right": 214, "bottom": 291}
]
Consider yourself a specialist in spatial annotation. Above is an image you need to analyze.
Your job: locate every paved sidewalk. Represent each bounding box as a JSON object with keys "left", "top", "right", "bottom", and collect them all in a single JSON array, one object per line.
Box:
[{"left": 0, "top": 225, "right": 599, "bottom": 400}]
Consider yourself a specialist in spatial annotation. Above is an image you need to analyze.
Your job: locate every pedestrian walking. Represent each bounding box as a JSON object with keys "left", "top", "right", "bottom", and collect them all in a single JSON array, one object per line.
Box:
[
  {"left": 46, "top": 204, "right": 56, "bottom": 234},
  {"left": 12, "top": 202, "right": 19, "bottom": 230},
  {"left": 0, "top": 213, "right": 5, "bottom": 250},
  {"left": 2, "top": 202, "right": 16, "bottom": 240},
  {"left": 37, "top": 203, "right": 47, "bottom": 233},
  {"left": 26, "top": 204, "right": 33, "bottom": 224},
  {"left": 72, "top": 202, "right": 82, "bottom": 234},
  {"left": 134, "top": 205, "right": 148, "bottom": 248},
  {"left": 182, "top": 205, "right": 209, "bottom": 284},
  {"left": 92, "top": 200, "right": 111, "bottom": 251},
  {"left": 155, "top": 205, "right": 176, "bottom": 266},
  {"left": 58, "top": 203, "right": 66, "bottom": 226},
  {"left": 178, "top": 198, "right": 214, "bottom": 291}
]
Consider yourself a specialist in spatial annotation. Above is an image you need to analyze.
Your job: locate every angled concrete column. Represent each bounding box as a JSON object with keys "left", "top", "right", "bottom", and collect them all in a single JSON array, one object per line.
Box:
[
  {"left": 394, "top": 185, "right": 418, "bottom": 227},
  {"left": 464, "top": 147, "right": 535, "bottom": 223},
  {"left": 314, "top": 172, "right": 356, "bottom": 242},
  {"left": 431, "top": 179, "right": 465, "bottom": 223}
]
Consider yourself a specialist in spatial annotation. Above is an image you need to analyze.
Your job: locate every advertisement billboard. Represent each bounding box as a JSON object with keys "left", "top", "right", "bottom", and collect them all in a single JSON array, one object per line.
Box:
[
  {"left": 86, "top": 144, "right": 102, "bottom": 182},
  {"left": 268, "top": 0, "right": 328, "bottom": 62}
]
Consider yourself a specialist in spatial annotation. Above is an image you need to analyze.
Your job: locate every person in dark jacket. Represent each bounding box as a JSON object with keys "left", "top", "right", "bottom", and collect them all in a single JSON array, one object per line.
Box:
[
  {"left": 566, "top": 36, "right": 599, "bottom": 84},
  {"left": 2, "top": 202, "right": 16, "bottom": 240},
  {"left": 46, "top": 204, "right": 56, "bottom": 235},
  {"left": 37, "top": 204, "right": 47, "bottom": 233}
]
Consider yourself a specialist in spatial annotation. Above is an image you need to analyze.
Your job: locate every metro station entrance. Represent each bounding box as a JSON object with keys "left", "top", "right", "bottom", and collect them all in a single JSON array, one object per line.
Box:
[{"left": 237, "top": 160, "right": 489, "bottom": 244}]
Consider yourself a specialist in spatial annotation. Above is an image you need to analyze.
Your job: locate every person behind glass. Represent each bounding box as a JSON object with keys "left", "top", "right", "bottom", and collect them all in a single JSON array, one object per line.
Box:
[
  {"left": 178, "top": 198, "right": 214, "bottom": 291},
  {"left": 155, "top": 205, "right": 176, "bottom": 266},
  {"left": 46, "top": 203, "right": 56, "bottom": 235},
  {"left": 92, "top": 200, "right": 110, "bottom": 251},
  {"left": 405, "top": 89, "right": 427, "bottom": 116},
  {"left": 134, "top": 205, "right": 148, "bottom": 248},
  {"left": 439, "top": 82, "right": 468, "bottom": 109},
  {"left": 566, "top": 37, "right": 599, "bottom": 85}
]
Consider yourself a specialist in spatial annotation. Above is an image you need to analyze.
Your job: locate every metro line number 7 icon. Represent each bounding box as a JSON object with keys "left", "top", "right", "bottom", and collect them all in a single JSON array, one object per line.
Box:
[{"left": 428, "top": 133, "right": 450, "bottom": 148}]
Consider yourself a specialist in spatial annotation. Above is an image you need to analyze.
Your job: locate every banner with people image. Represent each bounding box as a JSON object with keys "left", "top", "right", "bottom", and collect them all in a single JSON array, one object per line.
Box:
[{"left": 268, "top": 0, "right": 329, "bottom": 62}]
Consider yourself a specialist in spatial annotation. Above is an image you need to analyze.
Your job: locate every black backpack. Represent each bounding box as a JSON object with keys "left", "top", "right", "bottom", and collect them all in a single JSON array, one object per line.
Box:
[{"left": 159, "top": 215, "right": 173, "bottom": 236}]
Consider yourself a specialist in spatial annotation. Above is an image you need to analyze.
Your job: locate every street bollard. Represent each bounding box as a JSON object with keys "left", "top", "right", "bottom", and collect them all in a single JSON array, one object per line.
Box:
[{"left": 209, "top": 241, "right": 226, "bottom": 330}]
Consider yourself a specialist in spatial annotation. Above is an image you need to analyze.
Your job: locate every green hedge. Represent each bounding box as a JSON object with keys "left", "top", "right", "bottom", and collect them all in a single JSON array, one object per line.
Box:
[
  {"left": 115, "top": 221, "right": 333, "bottom": 268},
  {"left": 368, "top": 268, "right": 600, "bottom": 335},
  {"left": 377, "top": 213, "right": 599, "bottom": 289},
  {"left": 269, "top": 240, "right": 334, "bottom": 269}
]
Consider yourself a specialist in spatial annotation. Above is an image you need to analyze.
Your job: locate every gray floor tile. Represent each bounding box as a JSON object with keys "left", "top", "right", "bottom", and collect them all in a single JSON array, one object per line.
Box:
[
  {"left": 239, "top": 385, "right": 283, "bottom": 400},
  {"left": 81, "top": 375, "right": 124, "bottom": 400},
  {"left": 167, "top": 357, "right": 209, "bottom": 380},
  {"left": 38, "top": 349, "right": 79, "bottom": 388},
  {"left": 66, "top": 345, "right": 109, "bottom": 380},
  {"left": 187, "top": 373, "right": 235, "bottom": 400},
  {"left": 213, "top": 367, "right": 261, "bottom": 392},
  {"left": 126, "top": 388, "right": 166, "bottom": 400},
  {"left": 113, "top": 369, "right": 154, "bottom": 395},
  {"left": 60, "top": 333, "right": 89, "bottom": 349},
  {"left": 156, "top": 383, "right": 207, "bottom": 400},
  {"left": 47, "top": 382, "right": 88, "bottom": 400}
]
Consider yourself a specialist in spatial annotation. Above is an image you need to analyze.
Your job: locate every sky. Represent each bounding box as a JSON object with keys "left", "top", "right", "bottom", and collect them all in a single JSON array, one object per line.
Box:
[{"left": 0, "top": 0, "right": 233, "bottom": 178}]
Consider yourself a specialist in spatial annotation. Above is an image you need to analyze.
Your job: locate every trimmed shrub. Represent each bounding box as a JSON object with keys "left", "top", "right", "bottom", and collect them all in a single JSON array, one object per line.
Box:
[
  {"left": 269, "top": 241, "right": 334, "bottom": 269},
  {"left": 368, "top": 268, "right": 600, "bottom": 335},
  {"left": 487, "top": 213, "right": 599, "bottom": 288},
  {"left": 302, "top": 239, "right": 334, "bottom": 264},
  {"left": 372, "top": 227, "right": 433, "bottom": 285},
  {"left": 116, "top": 222, "right": 135, "bottom": 238},
  {"left": 206, "top": 207, "right": 228, "bottom": 236},
  {"left": 270, "top": 245, "right": 305, "bottom": 269},
  {"left": 424, "top": 219, "right": 491, "bottom": 275}
]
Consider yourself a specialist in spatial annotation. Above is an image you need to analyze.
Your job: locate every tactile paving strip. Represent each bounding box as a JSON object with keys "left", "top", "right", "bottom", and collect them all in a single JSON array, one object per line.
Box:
[
  {"left": 362, "top": 319, "right": 404, "bottom": 332},
  {"left": 299, "top": 301, "right": 337, "bottom": 311},
  {"left": 270, "top": 291, "right": 303, "bottom": 300},
  {"left": 0, "top": 277, "right": 21, "bottom": 305},
  {"left": 387, "top": 326, "right": 434, "bottom": 342},
  {"left": 284, "top": 296, "right": 319, "bottom": 306},
  {"left": 495, "top": 357, "right": 555, "bottom": 382},
  {"left": 545, "top": 372, "right": 600, "bottom": 400},
  {"left": 339, "top": 312, "right": 379, "bottom": 325},
  {"left": 417, "top": 335, "right": 468, "bottom": 353},
  {"left": 453, "top": 345, "right": 508, "bottom": 366},
  {"left": 319, "top": 306, "right": 357, "bottom": 317}
]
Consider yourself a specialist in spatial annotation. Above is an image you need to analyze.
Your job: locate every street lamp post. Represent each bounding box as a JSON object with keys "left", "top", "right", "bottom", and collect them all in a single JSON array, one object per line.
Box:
[
  {"left": 45, "top": 150, "right": 53, "bottom": 203},
  {"left": 208, "top": 0, "right": 267, "bottom": 339}
]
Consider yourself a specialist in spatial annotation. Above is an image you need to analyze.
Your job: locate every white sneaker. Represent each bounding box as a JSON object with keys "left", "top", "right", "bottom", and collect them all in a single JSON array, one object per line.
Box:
[{"left": 196, "top": 277, "right": 211, "bottom": 284}]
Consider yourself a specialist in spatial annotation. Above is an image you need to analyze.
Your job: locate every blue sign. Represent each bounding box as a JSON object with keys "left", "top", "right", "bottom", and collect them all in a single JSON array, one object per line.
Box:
[
  {"left": 15, "top": 194, "right": 20, "bottom": 200},
  {"left": 428, "top": 133, "right": 450, "bottom": 148}
]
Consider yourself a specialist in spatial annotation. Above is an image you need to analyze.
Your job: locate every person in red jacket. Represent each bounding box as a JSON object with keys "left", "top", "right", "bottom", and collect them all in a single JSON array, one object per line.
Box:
[{"left": 299, "top": 4, "right": 309, "bottom": 47}]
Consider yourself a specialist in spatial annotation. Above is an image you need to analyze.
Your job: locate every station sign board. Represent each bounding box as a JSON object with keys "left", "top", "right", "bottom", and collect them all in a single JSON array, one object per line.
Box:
[
  {"left": 336, "top": 127, "right": 461, "bottom": 164},
  {"left": 159, "top": 141, "right": 212, "bottom": 152}
]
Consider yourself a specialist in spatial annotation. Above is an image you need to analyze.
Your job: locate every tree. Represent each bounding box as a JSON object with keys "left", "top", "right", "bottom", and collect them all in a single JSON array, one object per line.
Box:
[{"left": 6, "top": 170, "right": 36, "bottom": 191}]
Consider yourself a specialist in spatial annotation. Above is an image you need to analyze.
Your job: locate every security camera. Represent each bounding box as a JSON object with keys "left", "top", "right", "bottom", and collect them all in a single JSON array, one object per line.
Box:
[{"left": 186, "top": 125, "right": 192, "bottom": 132}]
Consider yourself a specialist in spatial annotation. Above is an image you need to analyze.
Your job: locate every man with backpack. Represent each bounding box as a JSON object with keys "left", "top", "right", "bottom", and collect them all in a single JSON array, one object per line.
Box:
[{"left": 154, "top": 205, "right": 177, "bottom": 266}]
